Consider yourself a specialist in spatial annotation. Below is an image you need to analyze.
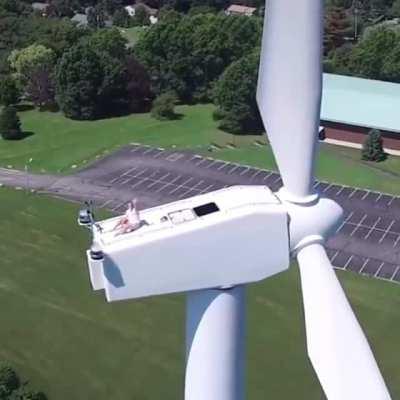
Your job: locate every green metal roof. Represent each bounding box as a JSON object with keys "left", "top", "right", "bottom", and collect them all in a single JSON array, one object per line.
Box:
[{"left": 321, "top": 73, "right": 400, "bottom": 133}]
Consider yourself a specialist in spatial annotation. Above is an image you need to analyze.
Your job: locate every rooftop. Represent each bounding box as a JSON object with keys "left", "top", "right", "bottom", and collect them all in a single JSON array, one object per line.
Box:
[
  {"left": 32, "top": 2, "right": 49, "bottom": 10},
  {"left": 226, "top": 4, "right": 256, "bottom": 15},
  {"left": 321, "top": 73, "right": 400, "bottom": 133}
]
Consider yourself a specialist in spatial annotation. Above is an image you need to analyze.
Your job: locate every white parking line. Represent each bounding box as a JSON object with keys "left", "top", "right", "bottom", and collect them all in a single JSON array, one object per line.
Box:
[
  {"left": 387, "top": 196, "right": 395, "bottom": 206},
  {"left": 195, "top": 158, "right": 208, "bottom": 167},
  {"left": 262, "top": 172, "right": 273, "bottom": 181},
  {"left": 250, "top": 170, "right": 262, "bottom": 180},
  {"left": 112, "top": 201, "right": 126, "bottom": 211},
  {"left": 146, "top": 173, "right": 171, "bottom": 189},
  {"left": 379, "top": 220, "right": 396, "bottom": 243},
  {"left": 217, "top": 162, "right": 228, "bottom": 171},
  {"left": 313, "top": 181, "right": 321, "bottom": 189},
  {"left": 239, "top": 167, "right": 250, "bottom": 176},
  {"left": 129, "top": 146, "right": 142, "bottom": 153},
  {"left": 390, "top": 266, "right": 400, "bottom": 281},
  {"left": 130, "top": 177, "right": 149, "bottom": 189},
  {"left": 99, "top": 199, "right": 113, "bottom": 208},
  {"left": 272, "top": 175, "right": 282, "bottom": 184},
  {"left": 168, "top": 177, "right": 193, "bottom": 195},
  {"left": 393, "top": 235, "right": 400, "bottom": 248},
  {"left": 348, "top": 189, "right": 357, "bottom": 198},
  {"left": 374, "top": 262, "right": 385, "bottom": 277},
  {"left": 200, "top": 184, "right": 215, "bottom": 194},
  {"left": 205, "top": 160, "right": 219, "bottom": 169},
  {"left": 322, "top": 183, "right": 332, "bottom": 193},
  {"left": 360, "top": 258, "right": 370, "bottom": 274},
  {"left": 375, "top": 193, "right": 382, "bottom": 203},
  {"left": 178, "top": 180, "right": 205, "bottom": 198},
  {"left": 152, "top": 150, "right": 165, "bottom": 159},
  {"left": 336, "top": 186, "right": 344, "bottom": 195},
  {"left": 228, "top": 165, "right": 240, "bottom": 175},
  {"left": 364, "top": 217, "right": 381, "bottom": 239},
  {"left": 344, "top": 255, "right": 354, "bottom": 269},
  {"left": 335, "top": 211, "right": 354, "bottom": 233},
  {"left": 143, "top": 147, "right": 156, "bottom": 155},
  {"left": 330, "top": 250, "right": 339, "bottom": 263},
  {"left": 350, "top": 214, "right": 367, "bottom": 236},
  {"left": 155, "top": 175, "right": 182, "bottom": 193},
  {"left": 361, "top": 190, "right": 370, "bottom": 200}
]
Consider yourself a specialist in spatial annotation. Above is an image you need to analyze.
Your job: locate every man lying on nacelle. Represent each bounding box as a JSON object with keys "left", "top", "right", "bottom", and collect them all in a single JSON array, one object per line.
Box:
[{"left": 112, "top": 198, "right": 142, "bottom": 235}]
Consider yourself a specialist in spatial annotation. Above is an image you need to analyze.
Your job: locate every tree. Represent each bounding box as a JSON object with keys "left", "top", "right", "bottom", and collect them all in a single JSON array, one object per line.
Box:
[
  {"left": 0, "top": 362, "right": 47, "bottom": 400},
  {"left": 135, "top": 13, "right": 261, "bottom": 101},
  {"left": 26, "top": 65, "right": 55, "bottom": 109},
  {"left": 362, "top": 129, "right": 387, "bottom": 161},
  {"left": 391, "top": 0, "right": 400, "bottom": 16},
  {"left": 347, "top": 25, "right": 398, "bottom": 79},
  {"left": 0, "top": 75, "right": 19, "bottom": 105},
  {"left": 151, "top": 92, "right": 177, "bottom": 120},
  {"left": 55, "top": 43, "right": 103, "bottom": 119},
  {"left": 324, "top": 6, "right": 353, "bottom": 54},
  {"left": 0, "top": 363, "right": 20, "bottom": 397},
  {"left": 132, "top": 4, "right": 150, "bottom": 26},
  {"left": 125, "top": 55, "right": 152, "bottom": 112},
  {"left": 55, "top": 31, "right": 145, "bottom": 119},
  {"left": 0, "top": 106, "right": 22, "bottom": 140},
  {"left": 113, "top": 7, "right": 132, "bottom": 27},
  {"left": 47, "top": 0, "right": 75, "bottom": 18},
  {"left": 87, "top": 5, "right": 106, "bottom": 28},
  {"left": 213, "top": 50, "right": 263, "bottom": 134},
  {"left": 8, "top": 44, "right": 55, "bottom": 87},
  {"left": 86, "top": 28, "right": 128, "bottom": 59}
]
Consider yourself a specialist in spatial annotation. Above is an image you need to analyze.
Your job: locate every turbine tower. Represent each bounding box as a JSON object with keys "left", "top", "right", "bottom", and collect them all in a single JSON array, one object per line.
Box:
[{"left": 79, "top": 0, "right": 393, "bottom": 399}]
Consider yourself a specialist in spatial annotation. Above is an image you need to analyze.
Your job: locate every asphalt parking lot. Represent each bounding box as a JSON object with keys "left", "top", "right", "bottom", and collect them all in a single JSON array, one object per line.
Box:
[{"left": 73, "top": 143, "right": 400, "bottom": 285}]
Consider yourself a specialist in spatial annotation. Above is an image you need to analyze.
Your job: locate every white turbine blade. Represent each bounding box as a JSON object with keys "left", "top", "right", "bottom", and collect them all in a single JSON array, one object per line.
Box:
[
  {"left": 257, "top": 0, "right": 323, "bottom": 198},
  {"left": 297, "top": 243, "right": 392, "bottom": 400}
]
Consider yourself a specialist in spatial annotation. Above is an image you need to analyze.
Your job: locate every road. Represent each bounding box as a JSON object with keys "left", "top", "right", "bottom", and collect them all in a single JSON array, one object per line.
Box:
[{"left": 1, "top": 143, "right": 399, "bottom": 285}]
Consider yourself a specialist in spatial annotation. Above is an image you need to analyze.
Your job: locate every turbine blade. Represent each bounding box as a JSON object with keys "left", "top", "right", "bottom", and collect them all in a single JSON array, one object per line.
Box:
[
  {"left": 297, "top": 243, "right": 392, "bottom": 399},
  {"left": 257, "top": 0, "right": 323, "bottom": 198}
]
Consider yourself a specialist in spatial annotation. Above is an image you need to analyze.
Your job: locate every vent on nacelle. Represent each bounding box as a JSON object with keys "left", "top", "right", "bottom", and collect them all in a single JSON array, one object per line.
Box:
[{"left": 193, "top": 202, "right": 219, "bottom": 217}]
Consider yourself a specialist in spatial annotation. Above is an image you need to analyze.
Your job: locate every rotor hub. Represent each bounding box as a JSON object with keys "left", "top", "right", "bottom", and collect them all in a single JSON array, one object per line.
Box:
[{"left": 276, "top": 189, "right": 344, "bottom": 255}]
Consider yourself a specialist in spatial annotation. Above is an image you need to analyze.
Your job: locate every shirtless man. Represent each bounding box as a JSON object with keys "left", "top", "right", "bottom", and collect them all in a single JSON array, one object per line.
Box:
[{"left": 113, "top": 198, "right": 141, "bottom": 235}]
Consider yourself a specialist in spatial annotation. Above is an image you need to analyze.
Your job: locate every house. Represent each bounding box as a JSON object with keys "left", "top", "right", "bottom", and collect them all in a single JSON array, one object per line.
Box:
[
  {"left": 31, "top": 2, "right": 49, "bottom": 16},
  {"left": 71, "top": 13, "right": 88, "bottom": 27},
  {"left": 124, "top": 3, "right": 158, "bottom": 17},
  {"left": 225, "top": 4, "right": 256, "bottom": 17},
  {"left": 320, "top": 73, "right": 400, "bottom": 155}
]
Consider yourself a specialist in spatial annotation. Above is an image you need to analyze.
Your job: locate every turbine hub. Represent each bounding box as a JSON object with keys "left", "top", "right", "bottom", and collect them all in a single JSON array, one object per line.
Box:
[{"left": 276, "top": 189, "right": 343, "bottom": 255}]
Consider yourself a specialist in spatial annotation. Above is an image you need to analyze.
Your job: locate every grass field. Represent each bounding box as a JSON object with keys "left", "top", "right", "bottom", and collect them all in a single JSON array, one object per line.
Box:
[
  {"left": 0, "top": 187, "right": 399, "bottom": 399},
  {"left": 118, "top": 27, "right": 146, "bottom": 46},
  {"left": 1, "top": 104, "right": 400, "bottom": 194}
]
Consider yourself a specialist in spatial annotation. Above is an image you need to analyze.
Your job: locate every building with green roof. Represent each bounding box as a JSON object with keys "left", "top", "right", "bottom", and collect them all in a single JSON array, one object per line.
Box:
[{"left": 320, "top": 73, "right": 400, "bottom": 153}]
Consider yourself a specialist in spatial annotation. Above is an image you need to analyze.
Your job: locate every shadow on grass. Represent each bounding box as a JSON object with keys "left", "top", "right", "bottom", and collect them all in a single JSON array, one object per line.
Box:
[
  {"left": 15, "top": 104, "right": 35, "bottom": 112},
  {"left": 1, "top": 131, "right": 35, "bottom": 141}
]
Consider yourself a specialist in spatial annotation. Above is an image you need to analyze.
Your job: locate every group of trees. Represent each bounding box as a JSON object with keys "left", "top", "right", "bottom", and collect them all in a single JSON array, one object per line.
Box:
[
  {"left": 0, "top": 362, "right": 47, "bottom": 399},
  {"left": 135, "top": 11, "right": 261, "bottom": 100},
  {"left": 326, "top": 23, "right": 400, "bottom": 82},
  {"left": 0, "top": 27, "right": 151, "bottom": 121},
  {"left": 56, "top": 29, "right": 151, "bottom": 119}
]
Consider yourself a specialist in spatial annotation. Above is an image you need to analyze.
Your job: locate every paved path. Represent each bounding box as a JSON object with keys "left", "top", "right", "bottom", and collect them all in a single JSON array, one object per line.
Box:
[{"left": 1, "top": 144, "right": 399, "bottom": 285}]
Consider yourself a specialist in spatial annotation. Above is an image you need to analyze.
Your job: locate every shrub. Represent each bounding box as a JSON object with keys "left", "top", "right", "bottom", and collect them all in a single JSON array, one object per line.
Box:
[
  {"left": 151, "top": 92, "right": 177, "bottom": 120},
  {"left": 0, "top": 106, "right": 22, "bottom": 140},
  {"left": 0, "top": 76, "right": 20, "bottom": 106},
  {"left": 361, "top": 129, "right": 387, "bottom": 162}
]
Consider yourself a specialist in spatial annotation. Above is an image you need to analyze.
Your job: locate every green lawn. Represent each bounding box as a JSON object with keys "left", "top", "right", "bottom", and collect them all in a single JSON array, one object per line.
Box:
[
  {"left": 1, "top": 104, "right": 400, "bottom": 194},
  {"left": 0, "top": 188, "right": 399, "bottom": 399},
  {"left": 118, "top": 27, "right": 146, "bottom": 46}
]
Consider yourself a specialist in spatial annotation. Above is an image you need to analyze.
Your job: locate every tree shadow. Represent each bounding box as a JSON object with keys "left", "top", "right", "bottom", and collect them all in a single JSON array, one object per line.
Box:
[
  {"left": 15, "top": 104, "right": 35, "bottom": 112},
  {"left": 2, "top": 131, "right": 35, "bottom": 141}
]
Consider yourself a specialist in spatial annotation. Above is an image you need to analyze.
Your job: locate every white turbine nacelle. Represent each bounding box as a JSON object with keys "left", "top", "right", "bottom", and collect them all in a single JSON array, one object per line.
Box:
[{"left": 85, "top": 186, "right": 290, "bottom": 301}]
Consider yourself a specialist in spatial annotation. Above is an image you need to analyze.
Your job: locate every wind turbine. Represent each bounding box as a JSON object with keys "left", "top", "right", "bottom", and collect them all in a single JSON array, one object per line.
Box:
[{"left": 78, "top": 0, "right": 392, "bottom": 399}]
